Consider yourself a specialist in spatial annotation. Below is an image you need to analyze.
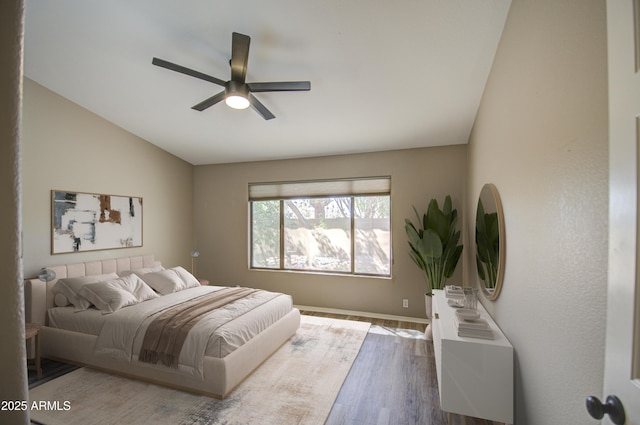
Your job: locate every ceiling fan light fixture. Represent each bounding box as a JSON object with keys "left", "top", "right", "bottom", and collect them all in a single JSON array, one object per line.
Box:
[
  {"left": 225, "top": 94, "right": 250, "bottom": 109},
  {"left": 225, "top": 80, "right": 250, "bottom": 109}
]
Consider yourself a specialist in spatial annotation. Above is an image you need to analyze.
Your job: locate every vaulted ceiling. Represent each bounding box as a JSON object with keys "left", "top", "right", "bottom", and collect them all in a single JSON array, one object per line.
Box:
[{"left": 24, "top": 0, "right": 511, "bottom": 165}]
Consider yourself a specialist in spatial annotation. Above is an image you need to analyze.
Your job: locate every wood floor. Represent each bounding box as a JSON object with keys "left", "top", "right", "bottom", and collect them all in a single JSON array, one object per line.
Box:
[{"left": 301, "top": 310, "right": 502, "bottom": 425}]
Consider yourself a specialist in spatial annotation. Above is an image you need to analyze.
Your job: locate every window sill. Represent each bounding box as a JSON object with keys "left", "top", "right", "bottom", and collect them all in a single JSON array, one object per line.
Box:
[{"left": 249, "top": 267, "right": 392, "bottom": 280}]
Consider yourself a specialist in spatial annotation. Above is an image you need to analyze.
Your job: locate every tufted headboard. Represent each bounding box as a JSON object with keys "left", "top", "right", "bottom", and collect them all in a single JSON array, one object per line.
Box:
[{"left": 25, "top": 254, "right": 161, "bottom": 326}]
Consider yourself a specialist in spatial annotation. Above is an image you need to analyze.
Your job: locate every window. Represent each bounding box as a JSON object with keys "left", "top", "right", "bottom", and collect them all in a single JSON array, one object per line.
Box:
[{"left": 250, "top": 177, "right": 391, "bottom": 277}]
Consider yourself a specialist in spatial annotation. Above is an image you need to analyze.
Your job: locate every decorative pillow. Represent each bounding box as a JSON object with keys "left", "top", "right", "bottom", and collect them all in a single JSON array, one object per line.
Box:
[
  {"left": 52, "top": 272, "right": 119, "bottom": 311},
  {"left": 78, "top": 282, "right": 138, "bottom": 314},
  {"left": 77, "top": 274, "right": 158, "bottom": 314},
  {"left": 173, "top": 266, "right": 201, "bottom": 288},
  {"left": 121, "top": 274, "right": 159, "bottom": 302},
  {"left": 141, "top": 266, "right": 201, "bottom": 295},
  {"left": 118, "top": 265, "right": 165, "bottom": 278},
  {"left": 54, "top": 293, "right": 71, "bottom": 307}
]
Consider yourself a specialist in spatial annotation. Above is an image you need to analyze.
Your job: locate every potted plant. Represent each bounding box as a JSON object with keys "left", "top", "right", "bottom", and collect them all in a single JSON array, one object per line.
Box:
[{"left": 405, "top": 196, "right": 463, "bottom": 338}]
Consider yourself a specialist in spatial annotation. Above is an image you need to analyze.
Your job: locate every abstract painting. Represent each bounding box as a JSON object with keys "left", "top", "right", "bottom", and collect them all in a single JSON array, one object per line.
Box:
[{"left": 52, "top": 190, "right": 142, "bottom": 254}]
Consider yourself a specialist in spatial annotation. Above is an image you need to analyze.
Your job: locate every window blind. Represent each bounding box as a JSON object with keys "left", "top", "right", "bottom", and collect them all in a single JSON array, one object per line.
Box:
[{"left": 249, "top": 176, "right": 391, "bottom": 200}]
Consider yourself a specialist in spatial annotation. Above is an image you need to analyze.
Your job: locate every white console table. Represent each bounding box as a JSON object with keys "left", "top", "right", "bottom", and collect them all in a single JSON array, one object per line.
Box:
[{"left": 431, "top": 289, "right": 514, "bottom": 424}]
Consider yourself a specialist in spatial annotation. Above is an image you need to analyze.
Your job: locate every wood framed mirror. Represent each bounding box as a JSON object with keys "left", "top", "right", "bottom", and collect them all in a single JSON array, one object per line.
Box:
[{"left": 475, "top": 183, "right": 505, "bottom": 300}]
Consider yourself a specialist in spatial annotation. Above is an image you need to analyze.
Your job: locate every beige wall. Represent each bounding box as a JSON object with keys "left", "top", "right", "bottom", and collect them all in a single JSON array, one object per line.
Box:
[
  {"left": 194, "top": 146, "right": 466, "bottom": 318},
  {"left": 466, "top": 0, "right": 608, "bottom": 423},
  {"left": 21, "top": 79, "right": 195, "bottom": 277},
  {"left": 6, "top": 2, "right": 612, "bottom": 424},
  {"left": 0, "top": 1, "right": 29, "bottom": 424}
]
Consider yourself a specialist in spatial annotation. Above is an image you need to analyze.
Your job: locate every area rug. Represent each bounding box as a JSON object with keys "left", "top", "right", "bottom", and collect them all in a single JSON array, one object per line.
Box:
[{"left": 29, "top": 315, "right": 370, "bottom": 425}]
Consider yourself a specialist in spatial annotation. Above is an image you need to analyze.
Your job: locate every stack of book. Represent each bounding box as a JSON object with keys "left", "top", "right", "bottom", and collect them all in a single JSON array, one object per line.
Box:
[
  {"left": 445, "top": 285, "right": 464, "bottom": 298},
  {"left": 454, "top": 312, "right": 494, "bottom": 340},
  {"left": 445, "top": 285, "right": 465, "bottom": 307}
]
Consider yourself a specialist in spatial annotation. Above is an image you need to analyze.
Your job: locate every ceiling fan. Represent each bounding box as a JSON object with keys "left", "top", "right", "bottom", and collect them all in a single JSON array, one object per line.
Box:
[{"left": 152, "top": 32, "right": 310, "bottom": 120}]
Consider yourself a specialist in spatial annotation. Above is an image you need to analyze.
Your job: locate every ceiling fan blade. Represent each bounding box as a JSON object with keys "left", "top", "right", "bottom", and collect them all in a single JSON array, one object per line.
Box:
[
  {"left": 231, "top": 32, "right": 250, "bottom": 83},
  {"left": 247, "top": 81, "right": 311, "bottom": 92},
  {"left": 192, "top": 91, "right": 226, "bottom": 111},
  {"left": 152, "top": 57, "right": 226, "bottom": 87},
  {"left": 249, "top": 94, "right": 275, "bottom": 120}
]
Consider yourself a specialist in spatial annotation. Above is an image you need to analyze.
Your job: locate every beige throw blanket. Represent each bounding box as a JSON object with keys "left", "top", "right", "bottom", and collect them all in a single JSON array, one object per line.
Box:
[{"left": 139, "top": 287, "right": 260, "bottom": 368}]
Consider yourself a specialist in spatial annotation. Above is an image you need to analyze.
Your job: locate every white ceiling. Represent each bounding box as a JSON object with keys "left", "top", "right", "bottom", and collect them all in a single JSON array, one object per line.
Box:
[{"left": 23, "top": 0, "right": 511, "bottom": 165}]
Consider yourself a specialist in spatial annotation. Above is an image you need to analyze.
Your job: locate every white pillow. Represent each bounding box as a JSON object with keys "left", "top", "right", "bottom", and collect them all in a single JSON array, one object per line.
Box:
[
  {"left": 77, "top": 274, "right": 158, "bottom": 314},
  {"left": 52, "top": 272, "right": 119, "bottom": 311},
  {"left": 141, "top": 266, "right": 200, "bottom": 295},
  {"left": 54, "top": 293, "right": 71, "bottom": 307},
  {"left": 123, "top": 274, "right": 160, "bottom": 302},
  {"left": 173, "top": 266, "right": 201, "bottom": 288},
  {"left": 78, "top": 282, "right": 138, "bottom": 314},
  {"left": 118, "top": 265, "right": 164, "bottom": 278}
]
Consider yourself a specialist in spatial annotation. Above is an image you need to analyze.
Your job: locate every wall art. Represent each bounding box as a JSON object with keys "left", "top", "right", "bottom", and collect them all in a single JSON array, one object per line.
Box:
[{"left": 52, "top": 190, "right": 143, "bottom": 254}]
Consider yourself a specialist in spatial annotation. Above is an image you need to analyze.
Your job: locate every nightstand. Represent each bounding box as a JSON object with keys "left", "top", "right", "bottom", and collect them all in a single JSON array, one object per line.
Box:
[{"left": 25, "top": 323, "right": 42, "bottom": 379}]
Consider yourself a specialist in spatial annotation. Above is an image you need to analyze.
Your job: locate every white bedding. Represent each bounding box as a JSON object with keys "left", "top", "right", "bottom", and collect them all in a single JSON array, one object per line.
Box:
[
  {"left": 48, "top": 306, "right": 106, "bottom": 335},
  {"left": 48, "top": 285, "right": 293, "bottom": 379}
]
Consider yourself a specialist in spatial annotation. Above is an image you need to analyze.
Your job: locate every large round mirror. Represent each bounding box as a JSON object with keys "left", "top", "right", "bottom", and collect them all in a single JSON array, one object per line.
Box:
[{"left": 475, "top": 183, "right": 505, "bottom": 300}]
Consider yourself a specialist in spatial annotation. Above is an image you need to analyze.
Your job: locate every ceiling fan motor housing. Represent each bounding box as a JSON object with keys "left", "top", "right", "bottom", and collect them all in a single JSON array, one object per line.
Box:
[{"left": 226, "top": 80, "right": 249, "bottom": 98}]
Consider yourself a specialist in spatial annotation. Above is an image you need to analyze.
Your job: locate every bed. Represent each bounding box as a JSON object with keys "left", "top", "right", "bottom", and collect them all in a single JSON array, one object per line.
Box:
[{"left": 24, "top": 254, "right": 301, "bottom": 398}]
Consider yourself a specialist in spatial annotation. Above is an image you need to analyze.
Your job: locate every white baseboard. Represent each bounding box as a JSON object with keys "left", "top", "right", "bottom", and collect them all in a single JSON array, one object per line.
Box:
[{"left": 294, "top": 305, "right": 429, "bottom": 324}]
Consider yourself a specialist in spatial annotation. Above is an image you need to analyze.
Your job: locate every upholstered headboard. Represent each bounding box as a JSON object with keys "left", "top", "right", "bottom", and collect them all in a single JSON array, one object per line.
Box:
[{"left": 25, "top": 254, "right": 161, "bottom": 326}]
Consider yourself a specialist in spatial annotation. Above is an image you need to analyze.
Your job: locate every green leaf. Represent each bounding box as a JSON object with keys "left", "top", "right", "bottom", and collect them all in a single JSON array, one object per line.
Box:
[
  {"left": 405, "top": 221, "right": 421, "bottom": 249},
  {"left": 419, "top": 229, "right": 443, "bottom": 260},
  {"left": 475, "top": 207, "right": 500, "bottom": 288},
  {"left": 476, "top": 199, "right": 486, "bottom": 234},
  {"left": 426, "top": 199, "right": 450, "bottom": 244},
  {"left": 412, "top": 206, "right": 421, "bottom": 227},
  {"left": 408, "top": 247, "right": 426, "bottom": 270},
  {"left": 443, "top": 245, "right": 463, "bottom": 278},
  {"left": 442, "top": 195, "right": 452, "bottom": 216}
]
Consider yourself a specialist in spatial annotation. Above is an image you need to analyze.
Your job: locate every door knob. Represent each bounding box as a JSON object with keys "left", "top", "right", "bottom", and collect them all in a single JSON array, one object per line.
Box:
[{"left": 586, "top": 395, "right": 625, "bottom": 424}]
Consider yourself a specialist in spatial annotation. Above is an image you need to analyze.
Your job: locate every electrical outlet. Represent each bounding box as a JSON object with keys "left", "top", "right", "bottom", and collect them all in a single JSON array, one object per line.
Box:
[{"left": 402, "top": 299, "right": 409, "bottom": 308}]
